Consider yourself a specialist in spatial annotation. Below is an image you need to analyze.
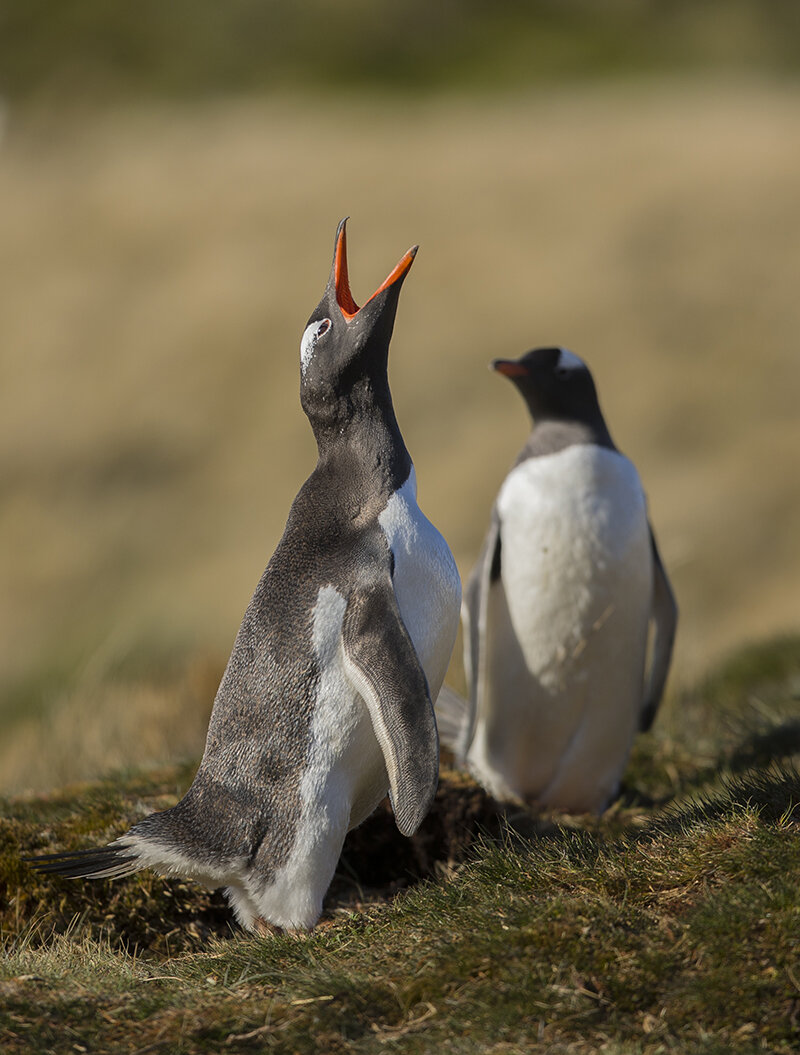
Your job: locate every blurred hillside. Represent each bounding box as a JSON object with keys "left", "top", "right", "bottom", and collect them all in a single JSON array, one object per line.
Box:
[
  {"left": 1, "top": 0, "right": 799, "bottom": 100},
  {"left": 1, "top": 6, "right": 800, "bottom": 792}
]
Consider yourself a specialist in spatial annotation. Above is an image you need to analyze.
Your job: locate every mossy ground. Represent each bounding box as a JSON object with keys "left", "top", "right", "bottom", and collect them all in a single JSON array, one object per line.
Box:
[{"left": 2, "top": 637, "right": 800, "bottom": 1053}]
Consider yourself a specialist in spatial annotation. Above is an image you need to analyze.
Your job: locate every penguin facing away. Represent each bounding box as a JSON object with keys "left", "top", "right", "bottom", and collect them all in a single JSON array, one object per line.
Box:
[
  {"left": 29, "top": 220, "right": 462, "bottom": 932},
  {"left": 437, "top": 346, "right": 677, "bottom": 814}
]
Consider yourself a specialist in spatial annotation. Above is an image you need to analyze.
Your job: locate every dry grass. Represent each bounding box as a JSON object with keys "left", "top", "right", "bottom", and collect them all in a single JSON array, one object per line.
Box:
[{"left": 2, "top": 81, "right": 800, "bottom": 791}]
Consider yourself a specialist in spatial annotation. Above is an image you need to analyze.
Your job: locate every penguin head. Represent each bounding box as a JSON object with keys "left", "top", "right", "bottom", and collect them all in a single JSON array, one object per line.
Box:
[
  {"left": 299, "top": 219, "right": 417, "bottom": 432},
  {"left": 492, "top": 346, "right": 603, "bottom": 425}
]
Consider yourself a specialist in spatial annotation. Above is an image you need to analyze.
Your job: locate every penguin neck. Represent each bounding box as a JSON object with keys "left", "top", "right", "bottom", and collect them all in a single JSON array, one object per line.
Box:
[
  {"left": 310, "top": 376, "right": 412, "bottom": 490},
  {"left": 524, "top": 412, "right": 616, "bottom": 459}
]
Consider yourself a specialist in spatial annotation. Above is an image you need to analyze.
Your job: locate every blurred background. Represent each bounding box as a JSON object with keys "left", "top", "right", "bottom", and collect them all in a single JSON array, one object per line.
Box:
[{"left": 1, "top": 0, "right": 799, "bottom": 793}]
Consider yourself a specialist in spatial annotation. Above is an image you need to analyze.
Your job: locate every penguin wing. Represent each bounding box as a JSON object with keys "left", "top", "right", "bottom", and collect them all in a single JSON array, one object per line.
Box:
[
  {"left": 460, "top": 510, "right": 502, "bottom": 752},
  {"left": 640, "top": 526, "right": 678, "bottom": 731},
  {"left": 341, "top": 573, "right": 438, "bottom": 837}
]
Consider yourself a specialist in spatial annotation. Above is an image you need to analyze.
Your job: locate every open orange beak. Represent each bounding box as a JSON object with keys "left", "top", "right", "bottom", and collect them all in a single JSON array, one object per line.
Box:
[
  {"left": 334, "top": 219, "right": 418, "bottom": 321},
  {"left": 492, "top": 359, "right": 529, "bottom": 378}
]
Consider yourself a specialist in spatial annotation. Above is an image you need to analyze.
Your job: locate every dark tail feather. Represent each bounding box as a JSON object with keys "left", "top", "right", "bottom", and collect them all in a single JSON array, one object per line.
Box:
[{"left": 24, "top": 842, "right": 142, "bottom": 880}]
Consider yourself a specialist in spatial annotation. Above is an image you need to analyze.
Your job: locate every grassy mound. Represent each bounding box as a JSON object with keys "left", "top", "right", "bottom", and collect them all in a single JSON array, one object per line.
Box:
[{"left": 2, "top": 637, "right": 799, "bottom": 1053}]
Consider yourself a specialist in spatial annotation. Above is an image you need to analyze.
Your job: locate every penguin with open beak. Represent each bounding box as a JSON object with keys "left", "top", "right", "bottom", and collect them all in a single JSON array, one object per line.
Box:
[{"left": 28, "top": 220, "right": 462, "bottom": 932}]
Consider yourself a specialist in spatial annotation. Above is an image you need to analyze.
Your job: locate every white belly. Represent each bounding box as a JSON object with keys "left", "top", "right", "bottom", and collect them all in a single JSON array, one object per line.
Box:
[
  {"left": 468, "top": 444, "right": 653, "bottom": 812},
  {"left": 234, "top": 585, "right": 388, "bottom": 931},
  {"left": 236, "top": 472, "right": 461, "bottom": 930},
  {"left": 379, "top": 465, "right": 462, "bottom": 700}
]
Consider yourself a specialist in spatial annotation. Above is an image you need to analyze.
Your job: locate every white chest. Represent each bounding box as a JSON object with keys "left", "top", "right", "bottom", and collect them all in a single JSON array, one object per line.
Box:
[
  {"left": 379, "top": 466, "right": 462, "bottom": 698},
  {"left": 306, "top": 586, "right": 386, "bottom": 816},
  {"left": 496, "top": 444, "right": 651, "bottom": 683}
]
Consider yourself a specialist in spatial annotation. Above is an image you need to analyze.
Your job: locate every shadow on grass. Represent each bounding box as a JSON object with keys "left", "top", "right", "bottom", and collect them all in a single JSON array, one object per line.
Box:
[
  {"left": 644, "top": 713, "right": 800, "bottom": 815},
  {"left": 648, "top": 761, "right": 800, "bottom": 832},
  {"left": 727, "top": 719, "right": 800, "bottom": 772}
]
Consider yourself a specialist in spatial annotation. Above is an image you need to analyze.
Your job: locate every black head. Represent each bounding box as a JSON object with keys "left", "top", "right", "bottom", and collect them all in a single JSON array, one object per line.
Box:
[
  {"left": 300, "top": 219, "right": 417, "bottom": 441},
  {"left": 492, "top": 346, "right": 607, "bottom": 429}
]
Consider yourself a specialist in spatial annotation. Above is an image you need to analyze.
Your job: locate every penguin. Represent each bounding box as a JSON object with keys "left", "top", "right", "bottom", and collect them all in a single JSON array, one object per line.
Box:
[
  {"left": 27, "top": 219, "right": 462, "bottom": 932},
  {"left": 437, "top": 346, "right": 676, "bottom": 813}
]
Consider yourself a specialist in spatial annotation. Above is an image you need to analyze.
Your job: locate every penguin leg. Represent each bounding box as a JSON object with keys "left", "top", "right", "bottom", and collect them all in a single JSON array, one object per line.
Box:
[{"left": 244, "top": 789, "right": 353, "bottom": 933}]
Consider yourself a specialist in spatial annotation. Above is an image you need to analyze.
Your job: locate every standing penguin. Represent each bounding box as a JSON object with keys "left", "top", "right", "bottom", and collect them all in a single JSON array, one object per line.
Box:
[
  {"left": 437, "top": 346, "right": 676, "bottom": 813},
  {"left": 28, "top": 220, "right": 462, "bottom": 932}
]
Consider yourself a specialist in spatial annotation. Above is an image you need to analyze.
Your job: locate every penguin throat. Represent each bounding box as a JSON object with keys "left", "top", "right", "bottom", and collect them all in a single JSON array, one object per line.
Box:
[
  {"left": 307, "top": 381, "right": 407, "bottom": 465},
  {"left": 526, "top": 416, "right": 617, "bottom": 457}
]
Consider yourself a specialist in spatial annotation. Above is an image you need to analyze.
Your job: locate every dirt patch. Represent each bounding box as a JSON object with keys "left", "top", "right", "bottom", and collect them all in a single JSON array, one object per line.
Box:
[{"left": 330, "top": 769, "right": 509, "bottom": 908}]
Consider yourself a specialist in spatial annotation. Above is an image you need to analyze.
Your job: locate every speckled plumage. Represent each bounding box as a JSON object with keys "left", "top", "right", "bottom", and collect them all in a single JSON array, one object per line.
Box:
[{"left": 29, "top": 220, "right": 461, "bottom": 931}]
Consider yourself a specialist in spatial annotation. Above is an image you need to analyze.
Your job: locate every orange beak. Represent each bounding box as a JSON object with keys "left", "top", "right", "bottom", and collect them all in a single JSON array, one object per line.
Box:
[
  {"left": 334, "top": 219, "right": 418, "bottom": 321},
  {"left": 492, "top": 359, "right": 529, "bottom": 378}
]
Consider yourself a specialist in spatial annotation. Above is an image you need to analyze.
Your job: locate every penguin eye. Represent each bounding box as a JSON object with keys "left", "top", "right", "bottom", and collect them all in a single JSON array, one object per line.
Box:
[
  {"left": 300, "top": 317, "right": 332, "bottom": 374},
  {"left": 554, "top": 348, "right": 584, "bottom": 381}
]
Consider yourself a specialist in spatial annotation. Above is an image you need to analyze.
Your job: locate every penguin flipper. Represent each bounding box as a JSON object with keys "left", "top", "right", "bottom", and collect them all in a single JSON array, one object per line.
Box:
[
  {"left": 640, "top": 526, "right": 678, "bottom": 731},
  {"left": 342, "top": 576, "right": 438, "bottom": 837},
  {"left": 461, "top": 511, "right": 502, "bottom": 744}
]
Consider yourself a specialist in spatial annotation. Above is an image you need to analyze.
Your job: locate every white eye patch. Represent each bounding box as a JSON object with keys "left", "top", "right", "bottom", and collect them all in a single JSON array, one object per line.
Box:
[
  {"left": 557, "top": 347, "right": 585, "bottom": 373},
  {"left": 300, "top": 318, "right": 331, "bottom": 375}
]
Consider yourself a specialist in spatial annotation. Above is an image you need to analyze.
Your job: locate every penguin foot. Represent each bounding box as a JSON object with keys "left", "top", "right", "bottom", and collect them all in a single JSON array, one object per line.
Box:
[
  {"left": 252, "top": 915, "right": 318, "bottom": 938},
  {"left": 252, "top": 916, "right": 282, "bottom": 937}
]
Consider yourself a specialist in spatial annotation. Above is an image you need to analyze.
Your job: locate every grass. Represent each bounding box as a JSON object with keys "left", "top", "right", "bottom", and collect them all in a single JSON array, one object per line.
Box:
[{"left": 1, "top": 636, "right": 799, "bottom": 1053}]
